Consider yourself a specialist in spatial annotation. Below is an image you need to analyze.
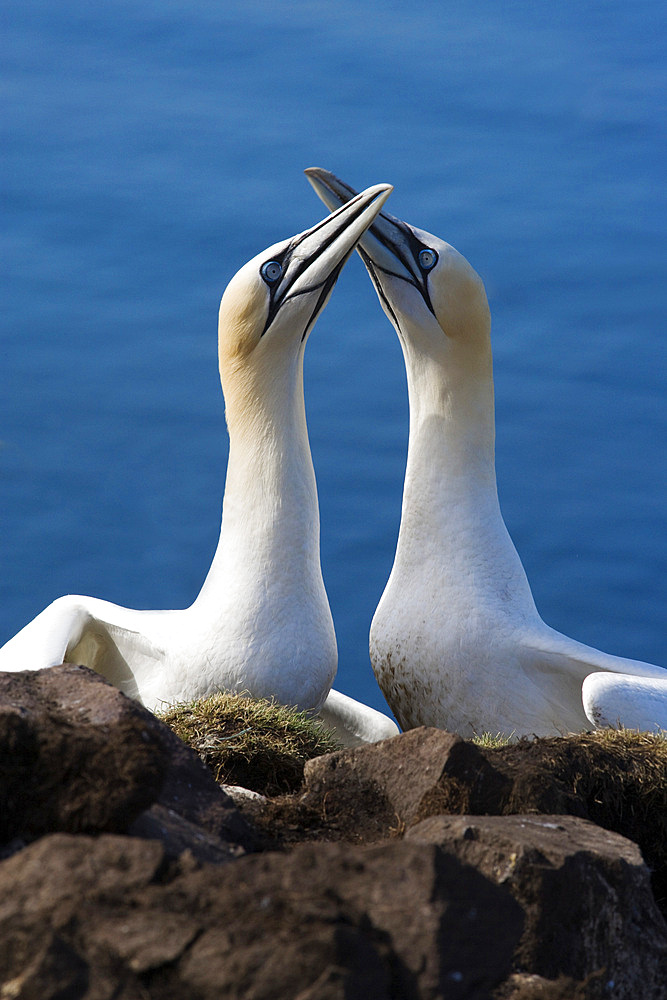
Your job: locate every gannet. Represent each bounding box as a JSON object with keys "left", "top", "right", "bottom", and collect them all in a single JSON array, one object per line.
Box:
[
  {"left": 306, "top": 167, "right": 667, "bottom": 738},
  {"left": 0, "top": 184, "right": 398, "bottom": 744}
]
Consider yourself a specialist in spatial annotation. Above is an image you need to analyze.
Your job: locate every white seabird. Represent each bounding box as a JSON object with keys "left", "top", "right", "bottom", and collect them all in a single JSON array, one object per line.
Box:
[
  {"left": 306, "top": 167, "right": 667, "bottom": 738},
  {"left": 0, "top": 184, "right": 398, "bottom": 744}
]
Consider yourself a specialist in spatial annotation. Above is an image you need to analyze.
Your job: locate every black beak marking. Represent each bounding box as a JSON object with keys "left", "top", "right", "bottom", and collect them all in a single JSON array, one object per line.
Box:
[
  {"left": 260, "top": 192, "right": 375, "bottom": 338},
  {"left": 307, "top": 170, "right": 437, "bottom": 319}
]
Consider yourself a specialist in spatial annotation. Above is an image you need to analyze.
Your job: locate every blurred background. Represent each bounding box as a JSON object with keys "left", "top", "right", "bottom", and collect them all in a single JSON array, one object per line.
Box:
[{"left": 2, "top": 0, "right": 665, "bottom": 719}]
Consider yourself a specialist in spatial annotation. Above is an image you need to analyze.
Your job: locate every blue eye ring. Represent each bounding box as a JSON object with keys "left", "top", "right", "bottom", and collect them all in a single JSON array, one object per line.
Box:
[
  {"left": 261, "top": 260, "right": 283, "bottom": 285},
  {"left": 418, "top": 248, "right": 438, "bottom": 271}
]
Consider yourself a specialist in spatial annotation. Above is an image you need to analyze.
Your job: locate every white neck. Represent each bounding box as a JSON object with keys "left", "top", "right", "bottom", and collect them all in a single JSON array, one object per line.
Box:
[
  {"left": 394, "top": 341, "right": 536, "bottom": 610},
  {"left": 194, "top": 352, "right": 323, "bottom": 610},
  {"left": 404, "top": 345, "right": 497, "bottom": 500}
]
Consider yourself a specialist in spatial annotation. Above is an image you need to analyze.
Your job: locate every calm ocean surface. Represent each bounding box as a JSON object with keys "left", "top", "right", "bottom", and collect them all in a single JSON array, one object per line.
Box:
[{"left": 2, "top": 1, "right": 665, "bottom": 717}]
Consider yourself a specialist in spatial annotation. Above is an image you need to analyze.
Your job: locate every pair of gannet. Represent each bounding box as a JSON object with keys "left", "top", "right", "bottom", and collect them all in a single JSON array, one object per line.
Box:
[
  {"left": 306, "top": 168, "right": 667, "bottom": 738},
  {"left": 0, "top": 185, "right": 398, "bottom": 745}
]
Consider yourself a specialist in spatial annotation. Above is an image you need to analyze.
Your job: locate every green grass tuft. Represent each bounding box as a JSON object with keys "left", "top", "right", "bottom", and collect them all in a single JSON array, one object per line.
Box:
[{"left": 157, "top": 691, "right": 342, "bottom": 796}]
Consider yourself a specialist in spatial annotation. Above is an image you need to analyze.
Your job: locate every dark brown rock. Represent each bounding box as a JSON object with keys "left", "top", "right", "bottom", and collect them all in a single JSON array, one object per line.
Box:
[
  {"left": 127, "top": 803, "right": 245, "bottom": 864},
  {"left": 0, "top": 665, "right": 164, "bottom": 839},
  {"left": 0, "top": 664, "right": 257, "bottom": 855},
  {"left": 407, "top": 813, "right": 667, "bottom": 998},
  {"left": 301, "top": 726, "right": 509, "bottom": 837},
  {"left": 295, "top": 728, "right": 667, "bottom": 920},
  {"left": 1, "top": 670, "right": 665, "bottom": 999},
  {"left": 0, "top": 831, "right": 523, "bottom": 1000}
]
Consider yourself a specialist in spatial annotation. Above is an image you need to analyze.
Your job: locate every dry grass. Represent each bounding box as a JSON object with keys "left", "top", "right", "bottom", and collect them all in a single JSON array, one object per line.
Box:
[
  {"left": 157, "top": 692, "right": 342, "bottom": 796},
  {"left": 554, "top": 728, "right": 667, "bottom": 852},
  {"left": 472, "top": 731, "right": 514, "bottom": 748},
  {"left": 486, "top": 727, "right": 667, "bottom": 910},
  {"left": 492, "top": 727, "right": 667, "bottom": 821}
]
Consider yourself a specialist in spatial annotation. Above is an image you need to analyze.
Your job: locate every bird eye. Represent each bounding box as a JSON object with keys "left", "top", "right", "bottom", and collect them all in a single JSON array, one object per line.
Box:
[
  {"left": 261, "top": 260, "right": 283, "bottom": 285},
  {"left": 418, "top": 248, "right": 438, "bottom": 271}
]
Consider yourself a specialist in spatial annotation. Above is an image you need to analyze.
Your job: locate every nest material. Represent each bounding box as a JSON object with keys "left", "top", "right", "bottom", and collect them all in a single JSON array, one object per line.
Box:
[{"left": 158, "top": 692, "right": 341, "bottom": 796}]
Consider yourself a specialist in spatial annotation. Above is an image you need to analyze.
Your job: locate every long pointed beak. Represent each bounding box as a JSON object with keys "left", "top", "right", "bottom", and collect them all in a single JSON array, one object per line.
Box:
[
  {"left": 304, "top": 168, "right": 419, "bottom": 280},
  {"left": 305, "top": 167, "right": 436, "bottom": 316},
  {"left": 265, "top": 181, "right": 392, "bottom": 336}
]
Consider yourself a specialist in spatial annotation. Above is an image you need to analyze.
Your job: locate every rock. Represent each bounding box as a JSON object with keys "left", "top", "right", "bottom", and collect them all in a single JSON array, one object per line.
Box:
[
  {"left": 296, "top": 728, "right": 667, "bottom": 912},
  {"left": 181, "top": 840, "right": 523, "bottom": 1000},
  {"left": 1, "top": 671, "right": 665, "bottom": 999},
  {"left": 0, "top": 665, "right": 163, "bottom": 840},
  {"left": 0, "top": 831, "right": 523, "bottom": 1000},
  {"left": 221, "top": 782, "right": 268, "bottom": 804},
  {"left": 300, "top": 726, "right": 508, "bottom": 838},
  {"left": 127, "top": 803, "right": 245, "bottom": 864},
  {"left": 0, "top": 664, "right": 257, "bottom": 855},
  {"left": 407, "top": 813, "right": 667, "bottom": 998},
  {"left": 0, "top": 834, "right": 192, "bottom": 999}
]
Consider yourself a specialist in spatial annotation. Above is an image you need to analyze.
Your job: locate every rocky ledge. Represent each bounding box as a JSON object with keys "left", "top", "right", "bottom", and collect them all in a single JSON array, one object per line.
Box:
[{"left": 0, "top": 665, "right": 665, "bottom": 999}]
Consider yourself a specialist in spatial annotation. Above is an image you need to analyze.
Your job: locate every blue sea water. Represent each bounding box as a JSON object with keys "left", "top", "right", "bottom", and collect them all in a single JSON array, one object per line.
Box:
[{"left": 1, "top": 0, "right": 665, "bottom": 718}]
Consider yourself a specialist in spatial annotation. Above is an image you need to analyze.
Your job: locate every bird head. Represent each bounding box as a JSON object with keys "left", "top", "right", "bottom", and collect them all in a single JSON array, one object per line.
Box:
[
  {"left": 304, "top": 168, "right": 491, "bottom": 377},
  {"left": 217, "top": 183, "right": 393, "bottom": 385}
]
